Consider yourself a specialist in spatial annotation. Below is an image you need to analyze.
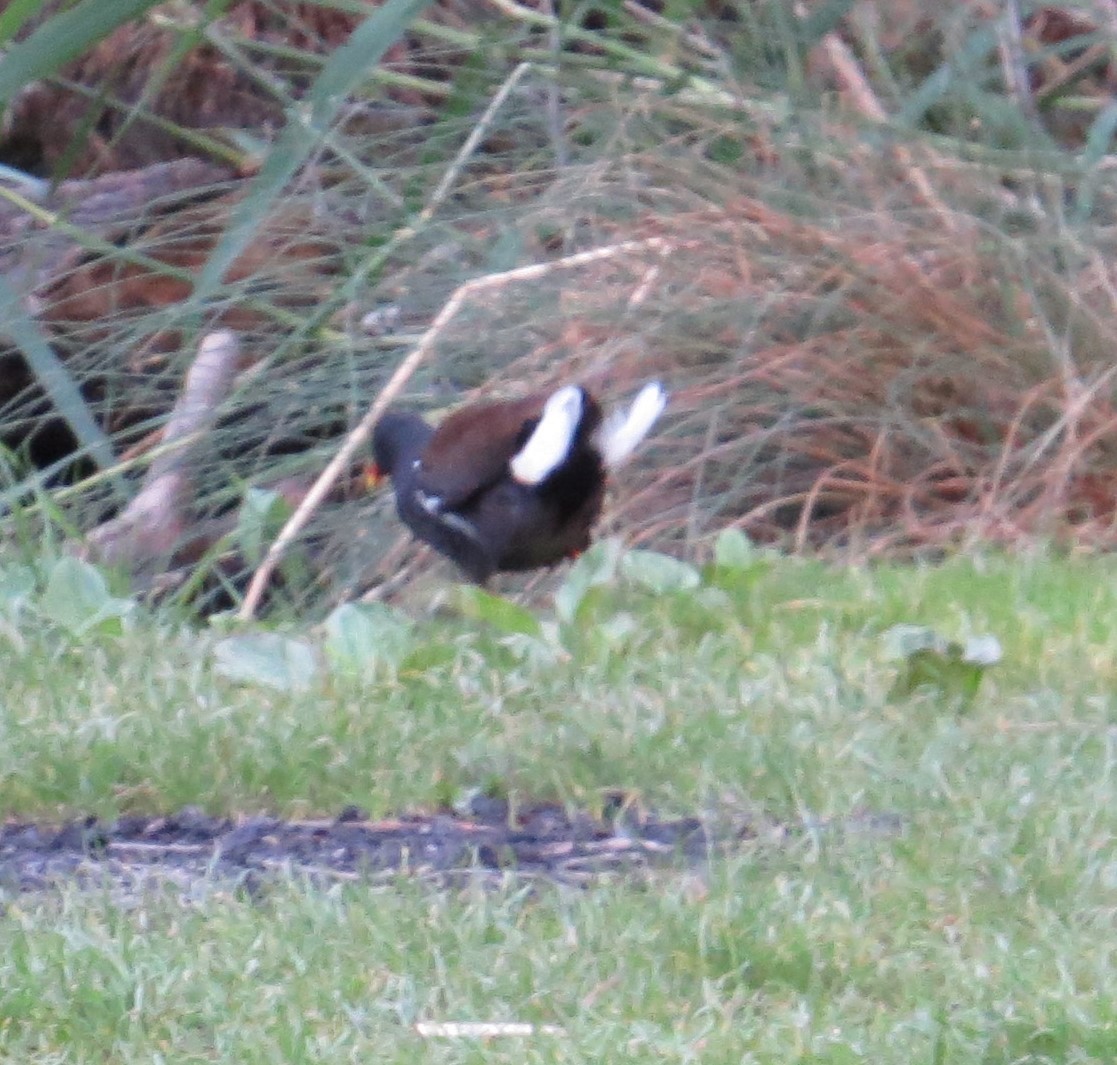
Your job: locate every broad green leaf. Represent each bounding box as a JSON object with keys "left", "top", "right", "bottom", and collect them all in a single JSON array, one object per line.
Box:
[
  {"left": 400, "top": 641, "right": 457, "bottom": 673},
  {"left": 453, "top": 587, "right": 542, "bottom": 638},
  {"left": 707, "top": 529, "right": 775, "bottom": 596},
  {"left": 39, "top": 556, "right": 134, "bottom": 636},
  {"left": 693, "top": 587, "right": 733, "bottom": 613},
  {"left": 713, "top": 528, "right": 757, "bottom": 570},
  {"left": 554, "top": 538, "right": 622, "bottom": 622},
  {"left": 621, "top": 550, "right": 700, "bottom": 594},
  {"left": 236, "top": 488, "right": 294, "bottom": 566},
  {"left": 0, "top": 563, "right": 35, "bottom": 617},
  {"left": 213, "top": 632, "right": 318, "bottom": 691},
  {"left": 500, "top": 631, "right": 563, "bottom": 669},
  {"left": 324, "top": 602, "right": 414, "bottom": 674},
  {"left": 599, "top": 611, "right": 639, "bottom": 649}
]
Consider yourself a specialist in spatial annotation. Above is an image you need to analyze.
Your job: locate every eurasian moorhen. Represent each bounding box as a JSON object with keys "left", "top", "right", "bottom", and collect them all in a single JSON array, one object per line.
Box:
[{"left": 372, "top": 381, "right": 666, "bottom": 581}]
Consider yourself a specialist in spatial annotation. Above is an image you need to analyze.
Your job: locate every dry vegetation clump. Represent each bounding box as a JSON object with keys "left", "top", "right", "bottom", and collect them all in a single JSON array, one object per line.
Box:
[
  {"left": 1, "top": 0, "right": 474, "bottom": 175},
  {"left": 4, "top": 1, "right": 1117, "bottom": 609},
  {"left": 356, "top": 175, "right": 1117, "bottom": 563},
  {"left": 627, "top": 196, "right": 1117, "bottom": 556}
]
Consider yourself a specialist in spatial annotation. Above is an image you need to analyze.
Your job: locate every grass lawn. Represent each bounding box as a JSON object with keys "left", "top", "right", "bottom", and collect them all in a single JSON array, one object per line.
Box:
[{"left": 1, "top": 544, "right": 1116, "bottom": 1062}]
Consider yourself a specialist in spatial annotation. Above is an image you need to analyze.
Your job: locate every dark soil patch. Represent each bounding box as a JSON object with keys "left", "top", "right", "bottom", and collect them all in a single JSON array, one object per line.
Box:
[
  {"left": 0, "top": 799, "right": 905, "bottom": 899},
  {"left": 0, "top": 798, "right": 736, "bottom": 898}
]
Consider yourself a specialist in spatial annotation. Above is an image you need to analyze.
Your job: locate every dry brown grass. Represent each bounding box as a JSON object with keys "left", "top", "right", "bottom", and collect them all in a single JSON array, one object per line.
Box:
[
  {"left": 7, "top": 2, "right": 1117, "bottom": 609},
  {"left": 378, "top": 161, "right": 1117, "bottom": 565}
]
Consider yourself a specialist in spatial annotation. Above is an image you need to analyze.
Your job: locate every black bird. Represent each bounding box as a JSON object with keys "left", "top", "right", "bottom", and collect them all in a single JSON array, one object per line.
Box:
[{"left": 371, "top": 381, "right": 666, "bottom": 582}]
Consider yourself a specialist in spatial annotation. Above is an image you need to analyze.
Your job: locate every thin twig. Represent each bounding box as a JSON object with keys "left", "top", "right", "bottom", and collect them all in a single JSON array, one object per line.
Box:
[
  {"left": 415, "top": 1022, "right": 565, "bottom": 1038},
  {"left": 621, "top": 0, "right": 724, "bottom": 61},
  {"left": 106, "top": 841, "right": 210, "bottom": 855},
  {"left": 238, "top": 237, "right": 670, "bottom": 618},
  {"left": 487, "top": 0, "right": 732, "bottom": 102},
  {"left": 811, "top": 24, "right": 957, "bottom": 232},
  {"left": 358, "top": 538, "right": 429, "bottom": 601},
  {"left": 626, "top": 251, "right": 669, "bottom": 309},
  {"left": 418, "top": 62, "right": 533, "bottom": 225}
]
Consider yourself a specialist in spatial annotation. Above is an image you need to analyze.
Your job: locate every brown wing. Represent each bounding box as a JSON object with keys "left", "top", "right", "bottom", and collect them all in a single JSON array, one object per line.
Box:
[{"left": 416, "top": 392, "right": 549, "bottom": 507}]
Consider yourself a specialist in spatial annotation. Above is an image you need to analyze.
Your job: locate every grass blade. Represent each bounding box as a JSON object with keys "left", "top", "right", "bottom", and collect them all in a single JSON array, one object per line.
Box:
[
  {"left": 0, "top": 274, "right": 119, "bottom": 486},
  {"left": 0, "top": 0, "right": 45, "bottom": 49},
  {"left": 191, "top": 0, "right": 434, "bottom": 306},
  {"left": 0, "top": 0, "right": 169, "bottom": 104},
  {"left": 1072, "top": 99, "right": 1117, "bottom": 225},
  {"left": 897, "top": 23, "right": 1000, "bottom": 129}
]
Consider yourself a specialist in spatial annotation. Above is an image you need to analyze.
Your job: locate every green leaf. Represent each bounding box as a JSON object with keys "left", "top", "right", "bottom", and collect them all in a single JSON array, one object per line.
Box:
[
  {"left": 324, "top": 602, "right": 414, "bottom": 675},
  {"left": 0, "top": 563, "right": 36, "bottom": 617},
  {"left": 236, "top": 488, "right": 294, "bottom": 566},
  {"left": 713, "top": 528, "right": 757, "bottom": 570},
  {"left": 400, "top": 641, "right": 457, "bottom": 674},
  {"left": 884, "top": 624, "right": 1001, "bottom": 708},
  {"left": 39, "top": 556, "right": 134, "bottom": 637},
  {"left": 706, "top": 529, "right": 775, "bottom": 595},
  {"left": 500, "top": 631, "right": 563, "bottom": 669},
  {"left": 693, "top": 587, "right": 734, "bottom": 613},
  {"left": 621, "top": 550, "right": 701, "bottom": 594},
  {"left": 453, "top": 587, "right": 542, "bottom": 638},
  {"left": 598, "top": 611, "right": 639, "bottom": 649},
  {"left": 554, "top": 539, "right": 622, "bottom": 623},
  {"left": 213, "top": 633, "right": 319, "bottom": 691}
]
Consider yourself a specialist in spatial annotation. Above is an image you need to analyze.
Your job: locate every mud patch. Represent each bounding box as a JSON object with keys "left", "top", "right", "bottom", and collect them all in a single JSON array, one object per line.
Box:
[
  {"left": 0, "top": 800, "right": 904, "bottom": 899},
  {"left": 0, "top": 798, "right": 732, "bottom": 897}
]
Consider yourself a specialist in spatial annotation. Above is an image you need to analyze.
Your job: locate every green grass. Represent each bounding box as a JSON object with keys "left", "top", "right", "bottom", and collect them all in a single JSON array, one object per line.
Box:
[{"left": 3, "top": 547, "right": 1117, "bottom": 1061}]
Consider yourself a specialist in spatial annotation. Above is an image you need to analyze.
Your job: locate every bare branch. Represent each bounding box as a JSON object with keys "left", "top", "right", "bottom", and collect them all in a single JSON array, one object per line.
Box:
[{"left": 82, "top": 330, "right": 240, "bottom": 571}]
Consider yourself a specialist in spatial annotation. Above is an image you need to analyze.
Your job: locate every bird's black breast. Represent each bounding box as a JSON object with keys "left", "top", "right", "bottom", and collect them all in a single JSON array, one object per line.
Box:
[{"left": 394, "top": 461, "right": 498, "bottom": 583}]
